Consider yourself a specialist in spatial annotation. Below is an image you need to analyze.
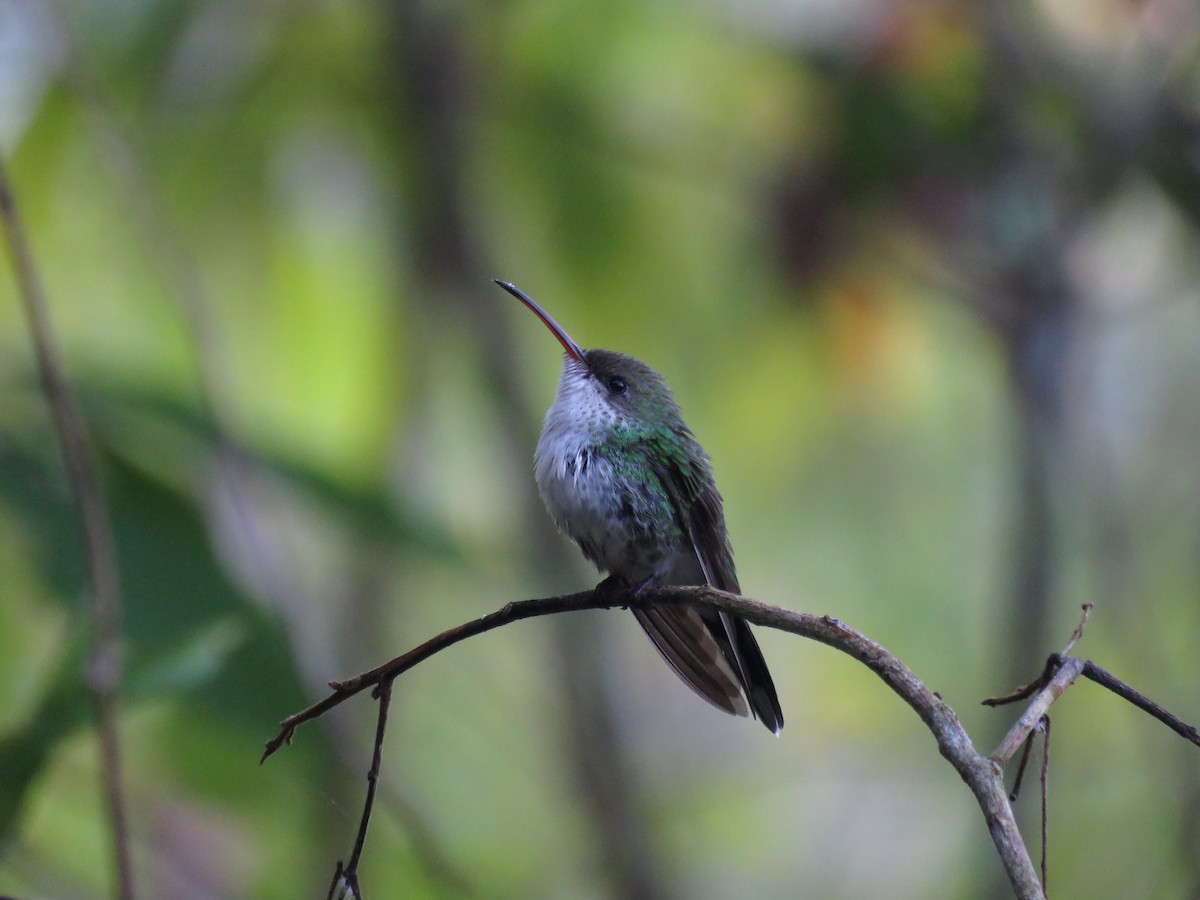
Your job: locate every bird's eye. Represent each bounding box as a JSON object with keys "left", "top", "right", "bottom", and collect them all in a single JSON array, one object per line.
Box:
[{"left": 607, "top": 376, "right": 627, "bottom": 394}]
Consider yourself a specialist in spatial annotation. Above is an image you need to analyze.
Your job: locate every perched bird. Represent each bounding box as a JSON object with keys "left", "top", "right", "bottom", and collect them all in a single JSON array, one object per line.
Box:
[{"left": 498, "top": 280, "right": 783, "bottom": 733}]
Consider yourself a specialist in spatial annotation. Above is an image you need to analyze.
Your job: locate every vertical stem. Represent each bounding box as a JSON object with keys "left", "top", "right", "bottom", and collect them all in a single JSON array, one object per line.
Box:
[
  {"left": 0, "top": 156, "right": 135, "bottom": 899},
  {"left": 327, "top": 678, "right": 394, "bottom": 900},
  {"left": 1039, "top": 717, "right": 1051, "bottom": 895}
]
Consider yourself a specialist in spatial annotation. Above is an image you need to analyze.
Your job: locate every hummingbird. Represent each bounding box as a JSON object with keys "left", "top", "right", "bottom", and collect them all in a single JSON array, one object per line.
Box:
[{"left": 497, "top": 280, "right": 783, "bottom": 734}]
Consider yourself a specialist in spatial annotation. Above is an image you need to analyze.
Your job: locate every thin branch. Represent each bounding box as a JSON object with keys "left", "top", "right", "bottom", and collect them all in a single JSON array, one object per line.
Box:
[
  {"left": 326, "top": 862, "right": 349, "bottom": 900},
  {"left": 1079, "top": 660, "right": 1200, "bottom": 747},
  {"left": 983, "top": 659, "right": 1059, "bottom": 709},
  {"left": 263, "top": 587, "right": 1200, "bottom": 899},
  {"left": 979, "top": 600, "right": 1199, "bottom": 760},
  {"left": 345, "top": 748, "right": 475, "bottom": 896},
  {"left": 1059, "top": 604, "right": 1092, "bottom": 656},
  {"left": 1039, "top": 717, "right": 1051, "bottom": 894},
  {"left": 1009, "top": 729, "right": 1036, "bottom": 802},
  {"left": 261, "top": 592, "right": 600, "bottom": 761},
  {"left": 984, "top": 604, "right": 1094, "bottom": 707},
  {"left": 264, "top": 585, "right": 1047, "bottom": 899},
  {"left": 1011, "top": 718, "right": 1052, "bottom": 890},
  {"left": 340, "top": 679, "right": 394, "bottom": 899},
  {"left": 0, "top": 156, "right": 135, "bottom": 897},
  {"left": 989, "top": 658, "right": 1085, "bottom": 766}
]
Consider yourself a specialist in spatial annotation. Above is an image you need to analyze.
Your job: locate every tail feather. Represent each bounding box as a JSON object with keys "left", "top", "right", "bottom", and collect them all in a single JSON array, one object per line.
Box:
[
  {"left": 632, "top": 606, "right": 749, "bottom": 717},
  {"left": 727, "top": 614, "right": 783, "bottom": 734},
  {"left": 632, "top": 603, "right": 782, "bottom": 733}
]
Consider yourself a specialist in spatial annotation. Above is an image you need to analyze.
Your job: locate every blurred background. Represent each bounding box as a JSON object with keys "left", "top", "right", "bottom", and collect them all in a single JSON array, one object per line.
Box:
[{"left": 1, "top": 0, "right": 1198, "bottom": 897}]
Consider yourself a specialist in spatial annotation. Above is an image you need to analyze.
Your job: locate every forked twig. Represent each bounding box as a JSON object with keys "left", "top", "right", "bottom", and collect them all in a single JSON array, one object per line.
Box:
[
  {"left": 990, "top": 659, "right": 1083, "bottom": 766},
  {"left": 984, "top": 604, "right": 1094, "bottom": 708},
  {"left": 984, "top": 602, "right": 1200, "bottom": 753}
]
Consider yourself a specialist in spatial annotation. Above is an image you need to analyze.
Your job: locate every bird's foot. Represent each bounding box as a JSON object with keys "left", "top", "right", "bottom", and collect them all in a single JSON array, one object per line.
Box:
[
  {"left": 593, "top": 573, "right": 631, "bottom": 609},
  {"left": 593, "top": 573, "right": 657, "bottom": 609}
]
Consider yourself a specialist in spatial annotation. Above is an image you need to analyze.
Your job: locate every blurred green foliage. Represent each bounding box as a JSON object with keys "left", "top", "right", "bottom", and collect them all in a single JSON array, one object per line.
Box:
[{"left": 1, "top": 1, "right": 1199, "bottom": 898}]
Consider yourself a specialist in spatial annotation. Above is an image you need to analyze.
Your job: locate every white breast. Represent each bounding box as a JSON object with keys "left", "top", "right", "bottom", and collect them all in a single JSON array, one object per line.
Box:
[{"left": 533, "top": 360, "right": 666, "bottom": 578}]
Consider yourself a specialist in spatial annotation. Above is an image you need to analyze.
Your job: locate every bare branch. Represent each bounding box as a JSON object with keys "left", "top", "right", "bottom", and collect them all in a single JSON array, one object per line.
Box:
[
  {"left": 1039, "top": 717, "right": 1051, "bottom": 893},
  {"left": 263, "top": 585, "right": 1047, "bottom": 899},
  {"left": 1009, "top": 727, "right": 1037, "bottom": 803},
  {"left": 1079, "top": 661, "right": 1200, "bottom": 747},
  {"left": 261, "top": 591, "right": 601, "bottom": 762},
  {"left": 1060, "top": 603, "right": 1093, "bottom": 656},
  {"left": 983, "top": 612, "right": 1200, "bottom": 755},
  {"left": 990, "top": 658, "right": 1085, "bottom": 766},
  {"left": 984, "top": 604, "right": 1094, "bottom": 708},
  {"left": 262, "top": 585, "right": 1200, "bottom": 899},
  {"left": 0, "top": 156, "right": 135, "bottom": 897}
]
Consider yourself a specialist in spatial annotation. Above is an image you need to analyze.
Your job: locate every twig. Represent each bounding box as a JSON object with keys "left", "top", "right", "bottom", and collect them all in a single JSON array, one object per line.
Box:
[
  {"left": 1039, "top": 716, "right": 1051, "bottom": 895},
  {"left": 262, "top": 588, "right": 1200, "bottom": 899},
  {"left": 984, "top": 604, "right": 1094, "bottom": 707},
  {"left": 261, "top": 592, "right": 605, "bottom": 762},
  {"left": 982, "top": 601, "right": 1200, "bottom": 756},
  {"left": 1059, "top": 604, "right": 1092, "bottom": 656},
  {"left": 315, "top": 679, "right": 474, "bottom": 896},
  {"left": 264, "top": 585, "right": 1047, "bottom": 899},
  {"left": 1079, "top": 660, "right": 1200, "bottom": 747},
  {"left": 989, "top": 658, "right": 1085, "bottom": 766},
  {"left": 983, "top": 658, "right": 1061, "bottom": 708},
  {"left": 0, "top": 156, "right": 135, "bottom": 897},
  {"left": 1004, "top": 717, "right": 1053, "bottom": 890},
  {"left": 326, "top": 860, "right": 350, "bottom": 900},
  {"left": 1009, "top": 729, "right": 1036, "bottom": 802},
  {"left": 328, "top": 679, "right": 394, "bottom": 900},
  {"left": 985, "top": 656, "right": 1200, "bottom": 753}
]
